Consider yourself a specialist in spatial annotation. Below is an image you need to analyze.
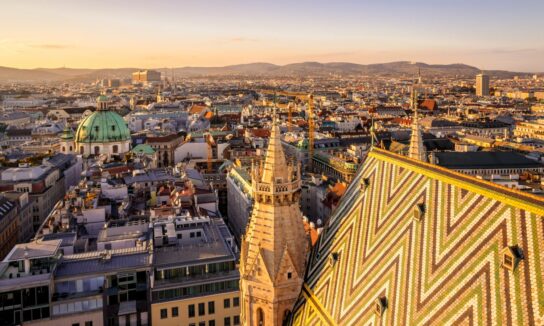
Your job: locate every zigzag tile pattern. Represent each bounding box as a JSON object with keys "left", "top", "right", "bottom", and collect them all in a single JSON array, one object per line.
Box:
[{"left": 292, "top": 149, "right": 544, "bottom": 325}]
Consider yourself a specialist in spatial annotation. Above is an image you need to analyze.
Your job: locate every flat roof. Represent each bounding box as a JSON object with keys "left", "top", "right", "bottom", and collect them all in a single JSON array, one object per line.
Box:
[{"left": 3, "top": 239, "right": 61, "bottom": 262}]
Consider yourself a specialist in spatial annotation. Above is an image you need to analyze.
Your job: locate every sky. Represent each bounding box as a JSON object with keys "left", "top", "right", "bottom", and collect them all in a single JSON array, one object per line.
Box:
[{"left": 1, "top": 0, "right": 543, "bottom": 71}]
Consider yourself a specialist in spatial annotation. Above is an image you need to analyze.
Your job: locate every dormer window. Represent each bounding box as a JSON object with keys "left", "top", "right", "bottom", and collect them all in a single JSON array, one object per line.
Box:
[
  {"left": 287, "top": 272, "right": 292, "bottom": 279},
  {"left": 112, "top": 125, "right": 116, "bottom": 131},
  {"left": 501, "top": 245, "right": 523, "bottom": 271},
  {"left": 374, "top": 296, "right": 387, "bottom": 316},
  {"left": 329, "top": 252, "right": 339, "bottom": 267},
  {"left": 95, "top": 126, "right": 99, "bottom": 132},
  {"left": 413, "top": 203, "right": 425, "bottom": 221},
  {"left": 360, "top": 178, "right": 370, "bottom": 191}
]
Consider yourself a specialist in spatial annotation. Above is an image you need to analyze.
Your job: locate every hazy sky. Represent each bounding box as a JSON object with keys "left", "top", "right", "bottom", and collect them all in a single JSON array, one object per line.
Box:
[{"left": 1, "top": 0, "right": 543, "bottom": 71}]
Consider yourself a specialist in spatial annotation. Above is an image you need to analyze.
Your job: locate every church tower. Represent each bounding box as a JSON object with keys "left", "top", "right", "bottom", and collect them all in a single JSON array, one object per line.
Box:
[{"left": 240, "top": 113, "right": 309, "bottom": 326}]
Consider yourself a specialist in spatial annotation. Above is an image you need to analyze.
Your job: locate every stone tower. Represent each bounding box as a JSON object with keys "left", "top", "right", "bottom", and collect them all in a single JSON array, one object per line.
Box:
[{"left": 240, "top": 115, "right": 309, "bottom": 326}]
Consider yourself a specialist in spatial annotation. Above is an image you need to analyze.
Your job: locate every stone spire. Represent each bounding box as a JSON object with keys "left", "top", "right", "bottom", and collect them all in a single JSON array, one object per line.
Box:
[
  {"left": 408, "top": 87, "right": 427, "bottom": 162},
  {"left": 240, "top": 106, "right": 309, "bottom": 326}
]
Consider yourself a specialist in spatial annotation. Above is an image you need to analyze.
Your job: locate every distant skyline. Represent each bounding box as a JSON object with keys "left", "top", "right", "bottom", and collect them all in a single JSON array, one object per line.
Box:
[{"left": 1, "top": 0, "right": 543, "bottom": 71}]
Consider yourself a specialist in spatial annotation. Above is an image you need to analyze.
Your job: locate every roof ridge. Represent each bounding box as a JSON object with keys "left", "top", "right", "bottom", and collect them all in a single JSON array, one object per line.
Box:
[{"left": 370, "top": 148, "right": 544, "bottom": 215}]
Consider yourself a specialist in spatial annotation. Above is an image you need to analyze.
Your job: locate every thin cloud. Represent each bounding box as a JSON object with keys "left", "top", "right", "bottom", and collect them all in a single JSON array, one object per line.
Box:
[
  {"left": 30, "top": 44, "right": 73, "bottom": 49},
  {"left": 226, "top": 37, "right": 259, "bottom": 43},
  {"left": 486, "top": 48, "right": 539, "bottom": 54}
]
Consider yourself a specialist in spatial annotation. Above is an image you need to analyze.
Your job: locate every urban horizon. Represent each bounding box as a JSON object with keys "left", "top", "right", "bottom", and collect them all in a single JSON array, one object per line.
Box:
[
  {"left": 2, "top": 0, "right": 544, "bottom": 71},
  {"left": 1, "top": 1, "right": 544, "bottom": 326}
]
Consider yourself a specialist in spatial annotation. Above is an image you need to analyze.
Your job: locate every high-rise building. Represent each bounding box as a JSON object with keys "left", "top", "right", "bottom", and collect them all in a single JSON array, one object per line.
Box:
[
  {"left": 476, "top": 72, "right": 490, "bottom": 96},
  {"left": 240, "top": 115, "right": 309, "bottom": 325},
  {"left": 132, "top": 70, "right": 161, "bottom": 84}
]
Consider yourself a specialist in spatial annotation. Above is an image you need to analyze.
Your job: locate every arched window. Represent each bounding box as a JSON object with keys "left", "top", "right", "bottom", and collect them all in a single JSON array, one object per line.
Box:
[
  {"left": 257, "top": 308, "right": 264, "bottom": 326},
  {"left": 112, "top": 145, "right": 119, "bottom": 153},
  {"left": 94, "top": 146, "right": 100, "bottom": 155},
  {"left": 69, "top": 146, "right": 72, "bottom": 152},
  {"left": 80, "top": 146, "right": 84, "bottom": 154},
  {"left": 61, "top": 146, "right": 65, "bottom": 152},
  {"left": 283, "top": 310, "right": 291, "bottom": 325}
]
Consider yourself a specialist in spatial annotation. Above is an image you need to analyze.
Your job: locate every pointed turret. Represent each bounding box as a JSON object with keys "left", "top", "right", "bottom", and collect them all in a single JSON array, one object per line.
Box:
[
  {"left": 408, "top": 87, "right": 427, "bottom": 162},
  {"left": 240, "top": 102, "right": 309, "bottom": 326}
]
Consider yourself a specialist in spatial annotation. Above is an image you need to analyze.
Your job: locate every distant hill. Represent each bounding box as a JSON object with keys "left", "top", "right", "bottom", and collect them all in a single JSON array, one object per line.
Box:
[{"left": 0, "top": 61, "right": 532, "bottom": 82}]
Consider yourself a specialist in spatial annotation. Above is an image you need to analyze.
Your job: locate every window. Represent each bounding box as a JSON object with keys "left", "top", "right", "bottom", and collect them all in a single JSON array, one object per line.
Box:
[
  {"left": 233, "top": 297, "right": 239, "bottom": 307},
  {"left": 172, "top": 307, "right": 178, "bottom": 317},
  {"left": 287, "top": 272, "right": 292, "bottom": 279},
  {"left": 233, "top": 316, "right": 240, "bottom": 325},
  {"left": 112, "top": 145, "right": 119, "bottom": 154},
  {"left": 72, "top": 324, "right": 80, "bottom": 326},
  {"left": 160, "top": 308, "right": 167, "bottom": 319},
  {"left": 94, "top": 146, "right": 100, "bottom": 155},
  {"left": 373, "top": 297, "right": 387, "bottom": 317},
  {"left": 257, "top": 308, "right": 264, "bottom": 326},
  {"left": 501, "top": 246, "right": 523, "bottom": 271},
  {"left": 224, "top": 298, "right": 230, "bottom": 308},
  {"left": 208, "top": 301, "right": 215, "bottom": 314},
  {"left": 188, "top": 304, "right": 195, "bottom": 318},
  {"left": 198, "top": 302, "right": 205, "bottom": 316},
  {"left": 209, "top": 321, "right": 215, "bottom": 326},
  {"left": 199, "top": 322, "right": 205, "bottom": 326},
  {"left": 190, "top": 232, "right": 195, "bottom": 238},
  {"left": 224, "top": 317, "right": 231, "bottom": 326}
]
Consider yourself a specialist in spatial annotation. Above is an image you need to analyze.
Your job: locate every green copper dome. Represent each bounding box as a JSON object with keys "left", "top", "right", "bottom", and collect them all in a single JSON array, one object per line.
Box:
[
  {"left": 60, "top": 126, "right": 74, "bottom": 140},
  {"left": 75, "top": 110, "right": 131, "bottom": 143}
]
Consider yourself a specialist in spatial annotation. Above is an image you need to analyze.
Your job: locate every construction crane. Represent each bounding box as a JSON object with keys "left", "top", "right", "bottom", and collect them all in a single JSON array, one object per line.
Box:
[
  {"left": 307, "top": 93, "right": 315, "bottom": 172},
  {"left": 287, "top": 102, "right": 294, "bottom": 133},
  {"left": 205, "top": 132, "right": 215, "bottom": 173}
]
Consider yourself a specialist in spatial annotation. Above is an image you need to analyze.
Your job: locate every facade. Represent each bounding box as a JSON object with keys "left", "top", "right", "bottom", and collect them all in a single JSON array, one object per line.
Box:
[
  {"left": 150, "top": 216, "right": 240, "bottom": 326},
  {"left": 145, "top": 133, "right": 183, "bottom": 168},
  {"left": 476, "top": 73, "right": 490, "bottom": 96},
  {"left": 514, "top": 119, "right": 544, "bottom": 141},
  {"left": 0, "top": 198, "right": 19, "bottom": 259},
  {"left": 240, "top": 119, "right": 309, "bottom": 326},
  {"left": 74, "top": 95, "right": 131, "bottom": 158},
  {"left": 0, "top": 240, "right": 62, "bottom": 325},
  {"left": 0, "top": 191, "right": 32, "bottom": 242},
  {"left": 312, "top": 151, "right": 359, "bottom": 183},
  {"left": 226, "top": 166, "right": 253, "bottom": 241},
  {"left": 291, "top": 148, "right": 544, "bottom": 325},
  {"left": 0, "top": 166, "right": 64, "bottom": 232}
]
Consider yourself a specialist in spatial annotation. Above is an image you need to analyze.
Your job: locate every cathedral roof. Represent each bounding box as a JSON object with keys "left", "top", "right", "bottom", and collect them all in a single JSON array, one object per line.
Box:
[{"left": 291, "top": 148, "right": 544, "bottom": 325}]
